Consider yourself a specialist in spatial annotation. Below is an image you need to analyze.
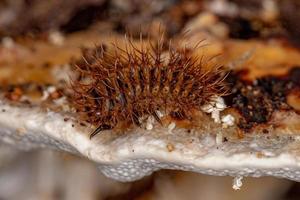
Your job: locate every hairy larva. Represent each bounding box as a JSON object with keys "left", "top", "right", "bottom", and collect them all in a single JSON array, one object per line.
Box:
[{"left": 70, "top": 37, "right": 228, "bottom": 138}]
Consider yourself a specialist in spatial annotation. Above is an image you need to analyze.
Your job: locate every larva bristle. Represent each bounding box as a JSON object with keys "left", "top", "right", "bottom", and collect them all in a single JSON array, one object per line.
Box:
[{"left": 70, "top": 37, "right": 229, "bottom": 137}]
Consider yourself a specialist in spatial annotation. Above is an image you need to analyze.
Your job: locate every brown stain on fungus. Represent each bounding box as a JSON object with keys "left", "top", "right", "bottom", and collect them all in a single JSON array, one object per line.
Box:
[
  {"left": 225, "top": 66, "right": 300, "bottom": 132},
  {"left": 5, "top": 87, "right": 23, "bottom": 101},
  {"left": 70, "top": 37, "right": 229, "bottom": 137}
]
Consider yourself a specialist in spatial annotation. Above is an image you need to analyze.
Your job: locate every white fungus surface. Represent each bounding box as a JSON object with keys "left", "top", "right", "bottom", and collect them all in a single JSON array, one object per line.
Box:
[{"left": 0, "top": 101, "right": 300, "bottom": 182}]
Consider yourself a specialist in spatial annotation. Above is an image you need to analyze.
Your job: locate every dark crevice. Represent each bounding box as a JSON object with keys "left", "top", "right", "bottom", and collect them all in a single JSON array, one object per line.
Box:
[
  {"left": 61, "top": 3, "right": 109, "bottom": 33},
  {"left": 219, "top": 16, "right": 261, "bottom": 39}
]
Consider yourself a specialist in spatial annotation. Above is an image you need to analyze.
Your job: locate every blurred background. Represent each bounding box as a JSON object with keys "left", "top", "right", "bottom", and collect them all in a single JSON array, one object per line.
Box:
[
  {"left": 0, "top": 0, "right": 299, "bottom": 43},
  {"left": 0, "top": 0, "right": 300, "bottom": 199}
]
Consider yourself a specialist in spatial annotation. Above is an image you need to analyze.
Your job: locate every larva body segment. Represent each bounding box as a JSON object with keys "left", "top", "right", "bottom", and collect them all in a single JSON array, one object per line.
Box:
[{"left": 71, "top": 38, "right": 228, "bottom": 137}]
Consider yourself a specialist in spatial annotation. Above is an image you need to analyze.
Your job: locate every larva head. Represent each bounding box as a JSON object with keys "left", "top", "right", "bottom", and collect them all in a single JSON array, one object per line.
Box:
[{"left": 70, "top": 37, "right": 229, "bottom": 137}]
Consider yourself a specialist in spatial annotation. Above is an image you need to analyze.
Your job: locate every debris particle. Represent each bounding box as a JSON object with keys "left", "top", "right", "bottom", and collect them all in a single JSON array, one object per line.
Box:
[
  {"left": 294, "top": 136, "right": 300, "bottom": 141},
  {"left": 63, "top": 118, "right": 69, "bottom": 122},
  {"left": 221, "top": 114, "right": 235, "bottom": 128},
  {"left": 16, "top": 127, "right": 27, "bottom": 135},
  {"left": 80, "top": 122, "right": 86, "bottom": 127},
  {"left": 232, "top": 176, "right": 243, "bottom": 190},
  {"left": 262, "top": 129, "right": 269, "bottom": 134},
  {"left": 166, "top": 143, "right": 175, "bottom": 152},
  {"left": 41, "top": 86, "right": 57, "bottom": 101},
  {"left": 256, "top": 152, "right": 264, "bottom": 158},
  {"left": 168, "top": 122, "right": 176, "bottom": 133},
  {"left": 156, "top": 110, "right": 164, "bottom": 118},
  {"left": 201, "top": 96, "right": 227, "bottom": 123},
  {"left": 53, "top": 96, "right": 67, "bottom": 106},
  {"left": 211, "top": 110, "right": 221, "bottom": 123},
  {"left": 48, "top": 31, "right": 65, "bottom": 46},
  {"left": 262, "top": 151, "right": 274, "bottom": 157},
  {"left": 146, "top": 123, "right": 153, "bottom": 130},
  {"left": 201, "top": 103, "right": 214, "bottom": 113},
  {"left": 215, "top": 96, "right": 227, "bottom": 110},
  {"left": 146, "top": 116, "right": 155, "bottom": 130},
  {"left": 5, "top": 87, "right": 23, "bottom": 101}
]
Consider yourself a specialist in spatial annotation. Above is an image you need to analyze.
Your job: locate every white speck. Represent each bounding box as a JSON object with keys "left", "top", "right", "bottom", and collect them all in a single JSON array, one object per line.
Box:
[
  {"left": 2, "top": 37, "right": 15, "bottom": 49},
  {"left": 54, "top": 96, "right": 67, "bottom": 106},
  {"left": 41, "top": 92, "right": 49, "bottom": 101},
  {"left": 201, "top": 96, "right": 226, "bottom": 123},
  {"left": 62, "top": 104, "right": 71, "bottom": 112},
  {"left": 232, "top": 176, "right": 243, "bottom": 190},
  {"left": 208, "top": 0, "right": 238, "bottom": 17},
  {"left": 156, "top": 110, "right": 164, "bottom": 118},
  {"left": 262, "top": 151, "right": 275, "bottom": 157},
  {"left": 41, "top": 86, "right": 57, "bottom": 101},
  {"left": 168, "top": 122, "right": 176, "bottom": 133},
  {"left": 211, "top": 110, "right": 221, "bottom": 123},
  {"left": 295, "top": 136, "right": 300, "bottom": 141},
  {"left": 215, "top": 97, "right": 226, "bottom": 110},
  {"left": 201, "top": 103, "right": 214, "bottom": 113},
  {"left": 216, "top": 132, "right": 223, "bottom": 145},
  {"left": 47, "top": 86, "right": 56, "bottom": 93},
  {"left": 146, "top": 116, "right": 154, "bottom": 130},
  {"left": 48, "top": 31, "right": 65, "bottom": 46},
  {"left": 20, "top": 95, "right": 29, "bottom": 102},
  {"left": 221, "top": 114, "right": 235, "bottom": 128},
  {"left": 146, "top": 123, "right": 153, "bottom": 130}
]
